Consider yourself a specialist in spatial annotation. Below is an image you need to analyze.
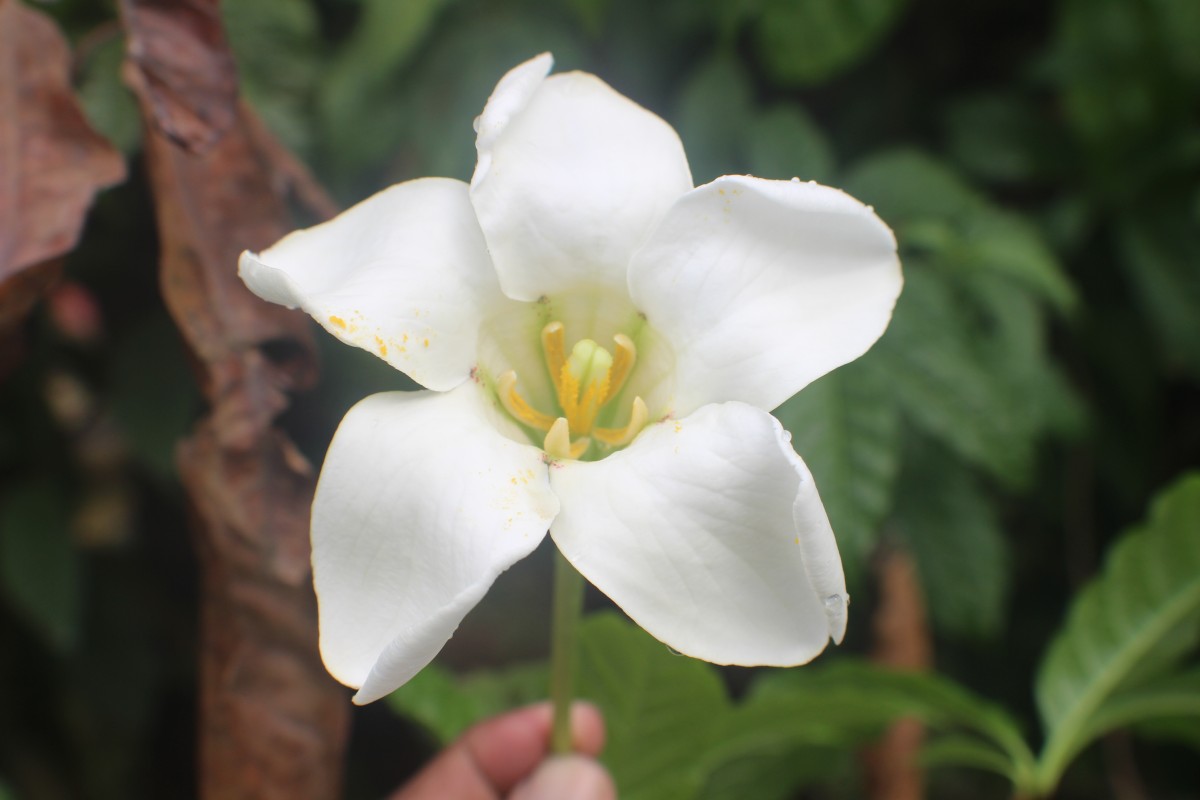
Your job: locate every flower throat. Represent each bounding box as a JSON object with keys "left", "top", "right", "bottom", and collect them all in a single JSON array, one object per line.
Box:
[{"left": 498, "top": 321, "right": 649, "bottom": 460}]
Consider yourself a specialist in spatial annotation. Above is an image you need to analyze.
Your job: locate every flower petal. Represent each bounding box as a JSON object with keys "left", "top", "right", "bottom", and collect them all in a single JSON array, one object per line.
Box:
[
  {"left": 470, "top": 55, "right": 693, "bottom": 301},
  {"left": 549, "top": 401, "right": 848, "bottom": 666},
  {"left": 239, "top": 178, "right": 506, "bottom": 392},
  {"left": 312, "top": 384, "right": 558, "bottom": 704},
  {"left": 629, "top": 175, "right": 901, "bottom": 416}
]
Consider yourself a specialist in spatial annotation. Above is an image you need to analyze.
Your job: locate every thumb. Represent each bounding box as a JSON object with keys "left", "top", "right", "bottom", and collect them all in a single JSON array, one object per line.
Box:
[{"left": 508, "top": 755, "right": 616, "bottom": 800}]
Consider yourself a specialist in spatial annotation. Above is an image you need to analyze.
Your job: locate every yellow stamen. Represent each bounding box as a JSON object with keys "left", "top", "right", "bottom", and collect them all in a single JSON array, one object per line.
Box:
[
  {"left": 569, "top": 436, "right": 591, "bottom": 459},
  {"left": 544, "top": 417, "right": 572, "bottom": 459},
  {"left": 498, "top": 371, "right": 556, "bottom": 432},
  {"left": 571, "top": 368, "right": 609, "bottom": 435},
  {"left": 604, "top": 334, "right": 637, "bottom": 403},
  {"left": 556, "top": 364, "right": 581, "bottom": 431},
  {"left": 593, "top": 396, "right": 649, "bottom": 446},
  {"left": 500, "top": 320, "right": 643, "bottom": 459},
  {"left": 541, "top": 322, "right": 566, "bottom": 386}
]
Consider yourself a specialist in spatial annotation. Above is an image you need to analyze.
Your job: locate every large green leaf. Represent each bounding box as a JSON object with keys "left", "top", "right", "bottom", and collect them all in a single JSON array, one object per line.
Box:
[
  {"left": 774, "top": 358, "right": 900, "bottom": 584},
  {"left": 746, "top": 105, "right": 836, "bottom": 185},
  {"left": 0, "top": 481, "right": 82, "bottom": 652},
  {"left": 697, "top": 744, "right": 845, "bottom": 800},
  {"left": 315, "top": 0, "right": 456, "bottom": 175},
  {"left": 754, "top": 0, "right": 908, "bottom": 87},
  {"left": 706, "top": 660, "right": 1034, "bottom": 789},
  {"left": 1034, "top": 474, "right": 1200, "bottom": 792},
  {"left": 874, "top": 270, "right": 1050, "bottom": 487},
  {"left": 388, "top": 612, "right": 731, "bottom": 800},
  {"left": 893, "top": 440, "right": 1010, "bottom": 641},
  {"left": 845, "top": 150, "right": 1076, "bottom": 312},
  {"left": 578, "top": 613, "right": 731, "bottom": 800},
  {"left": 674, "top": 54, "right": 755, "bottom": 183},
  {"left": 1053, "top": 0, "right": 1199, "bottom": 153},
  {"left": 223, "top": 0, "right": 323, "bottom": 156},
  {"left": 1117, "top": 212, "right": 1200, "bottom": 379},
  {"left": 387, "top": 661, "right": 548, "bottom": 743}
]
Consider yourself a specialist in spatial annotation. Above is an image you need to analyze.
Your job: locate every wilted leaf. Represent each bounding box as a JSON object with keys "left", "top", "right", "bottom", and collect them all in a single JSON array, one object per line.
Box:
[
  {"left": 121, "top": 0, "right": 345, "bottom": 796},
  {"left": 1034, "top": 473, "right": 1200, "bottom": 792},
  {"left": 0, "top": 0, "right": 125, "bottom": 322},
  {"left": 120, "top": 0, "right": 238, "bottom": 152}
]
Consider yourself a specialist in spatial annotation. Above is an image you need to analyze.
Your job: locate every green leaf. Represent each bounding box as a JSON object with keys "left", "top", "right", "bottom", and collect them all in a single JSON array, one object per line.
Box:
[
  {"left": 874, "top": 270, "right": 1045, "bottom": 486},
  {"left": 697, "top": 744, "right": 844, "bottom": 800},
  {"left": 316, "top": 0, "right": 455, "bottom": 174},
  {"left": 774, "top": 358, "right": 901, "bottom": 584},
  {"left": 1117, "top": 212, "right": 1200, "bottom": 378},
  {"left": 223, "top": 0, "right": 323, "bottom": 156},
  {"left": 387, "top": 661, "right": 548, "bottom": 743},
  {"left": 1053, "top": 0, "right": 1198, "bottom": 151},
  {"left": 109, "top": 314, "right": 201, "bottom": 480},
  {"left": 754, "top": 0, "right": 908, "bottom": 86},
  {"left": 893, "top": 440, "right": 1010, "bottom": 641},
  {"left": 0, "top": 480, "right": 82, "bottom": 652},
  {"left": 942, "top": 93, "right": 1051, "bottom": 185},
  {"left": 716, "top": 661, "right": 1034, "bottom": 787},
  {"left": 919, "top": 735, "right": 1021, "bottom": 779},
  {"left": 1085, "top": 668, "right": 1200, "bottom": 742},
  {"left": 76, "top": 35, "right": 141, "bottom": 155},
  {"left": 747, "top": 105, "right": 836, "bottom": 184},
  {"left": 1034, "top": 474, "right": 1200, "bottom": 792},
  {"left": 844, "top": 150, "right": 1076, "bottom": 312},
  {"left": 578, "top": 613, "right": 731, "bottom": 800},
  {"left": 674, "top": 54, "right": 756, "bottom": 183}
]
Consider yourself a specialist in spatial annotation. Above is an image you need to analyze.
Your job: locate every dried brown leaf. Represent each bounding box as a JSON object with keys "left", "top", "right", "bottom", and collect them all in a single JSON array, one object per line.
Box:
[
  {"left": 0, "top": 0, "right": 125, "bottom": 314},
  {"left": 121, "top": 0, "right": 347, "bottom": 796},
  {"left": 121, "top": 0, "right": 237, "bottom": 153}
]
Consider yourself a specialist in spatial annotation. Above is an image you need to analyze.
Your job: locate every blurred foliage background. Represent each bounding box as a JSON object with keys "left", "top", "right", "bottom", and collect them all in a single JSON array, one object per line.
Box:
[{"left": 1, "top": 0, "right": 1198, "bottom": 797}]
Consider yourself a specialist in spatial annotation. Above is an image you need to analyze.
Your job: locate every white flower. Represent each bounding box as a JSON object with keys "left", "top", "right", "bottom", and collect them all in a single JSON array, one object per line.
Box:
[{"left": 239, "top": 53, "right": 901, "bottom": 705}]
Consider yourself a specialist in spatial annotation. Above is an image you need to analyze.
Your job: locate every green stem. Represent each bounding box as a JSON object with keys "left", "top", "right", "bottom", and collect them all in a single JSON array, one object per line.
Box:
[{"left": 549, "top": 550, "right": 585, "bottom": 754}]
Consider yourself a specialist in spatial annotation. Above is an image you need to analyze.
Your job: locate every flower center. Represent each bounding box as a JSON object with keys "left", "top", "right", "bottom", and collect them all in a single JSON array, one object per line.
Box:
[{"left": 498, "top": 320, "right": 650, "bottom": 460}]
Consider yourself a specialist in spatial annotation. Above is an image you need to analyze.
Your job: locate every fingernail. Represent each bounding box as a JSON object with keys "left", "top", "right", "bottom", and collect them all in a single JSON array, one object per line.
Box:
[{"left": 510, "top": 755, "right": 616, "bottom": 800}]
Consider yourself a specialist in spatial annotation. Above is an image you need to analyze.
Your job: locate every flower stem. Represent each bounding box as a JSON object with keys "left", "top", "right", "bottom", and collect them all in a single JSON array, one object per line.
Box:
[{"left": 549, "top": 550, "right": 585, "bottom": 754}]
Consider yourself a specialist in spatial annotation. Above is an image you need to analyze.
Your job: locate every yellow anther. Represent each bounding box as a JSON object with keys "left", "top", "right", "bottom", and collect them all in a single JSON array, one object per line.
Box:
[
  {"left": 541, "top": 322, "right": 566, "bottom": 384},
  {"left": 593, "top": 396, "right": 650, "bottom": 446},
  {"left": 498, "top": 371, "right": 556, "bottom": 432},
  {"left": 606, "top": 334, "right": 637, "bottom": 403},
  {"left": 501, "top": 320, "right": 642, "bottom": 456},
  {"left": 558, "top": 338, "right": 613, "bottom": 435},
  {"left": 539, "top": 417, "right": 571, "bottom": 459},
  {"left": 544, "top": 417, "right": 592, "bottom": 460}
]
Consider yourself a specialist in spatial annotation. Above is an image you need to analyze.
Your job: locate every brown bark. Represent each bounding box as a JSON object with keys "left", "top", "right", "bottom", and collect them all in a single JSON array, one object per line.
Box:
[
  {"left": 0, "top": 0, "right": 125, "bottom": 376},
  {"left": 119, "top": 0, "right": 348, "bottom": 797},
  {"left": 865, "top": 547, "right": 934, "bottom": 800}
]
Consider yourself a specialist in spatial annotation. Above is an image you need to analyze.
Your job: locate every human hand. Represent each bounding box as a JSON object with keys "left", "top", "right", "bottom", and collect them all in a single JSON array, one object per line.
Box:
[{"left": 389, "top": 702, "right": 615, "bottom": 800}]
